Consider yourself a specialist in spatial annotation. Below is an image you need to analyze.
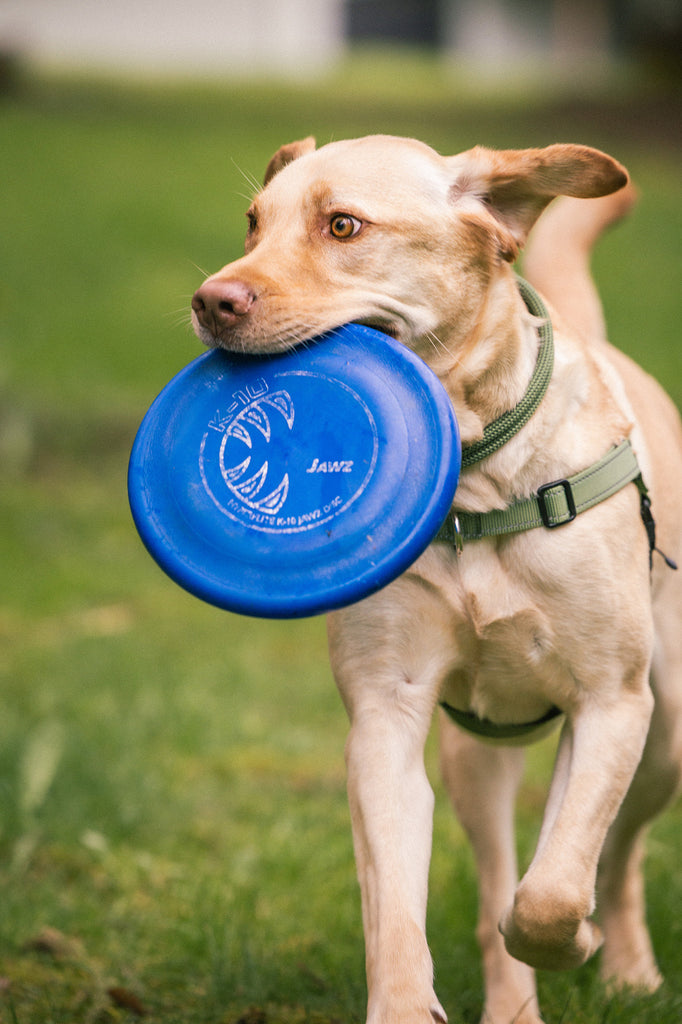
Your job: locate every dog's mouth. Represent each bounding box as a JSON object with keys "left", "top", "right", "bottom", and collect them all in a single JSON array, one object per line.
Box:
[
  {"left": 352, "top": 318, "right": 401, "bottom": 341},
  {"left": 194, "top": 313, "right": 402, "bottom": 356}
]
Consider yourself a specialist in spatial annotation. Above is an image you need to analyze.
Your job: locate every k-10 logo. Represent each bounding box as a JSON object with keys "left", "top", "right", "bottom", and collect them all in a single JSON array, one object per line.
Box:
[{"left": 198, "top": 371, "right": 378, "bottom": 535}]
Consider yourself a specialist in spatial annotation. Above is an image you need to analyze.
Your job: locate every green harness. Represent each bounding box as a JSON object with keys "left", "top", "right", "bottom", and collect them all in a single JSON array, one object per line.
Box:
[{"left": 437, "top": 276, "right": 675, "bottom": 741}]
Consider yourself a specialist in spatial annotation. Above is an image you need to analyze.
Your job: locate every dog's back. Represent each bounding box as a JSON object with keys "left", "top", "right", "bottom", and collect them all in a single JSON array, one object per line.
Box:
[{"left": 524, "top": 188, "right": 682, "bottom": 580}]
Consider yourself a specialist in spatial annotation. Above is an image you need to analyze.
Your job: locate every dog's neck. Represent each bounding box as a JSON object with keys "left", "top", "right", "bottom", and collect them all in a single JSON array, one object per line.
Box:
[{"left": 426, "top": 271, "right": 543, "bottom": 450}]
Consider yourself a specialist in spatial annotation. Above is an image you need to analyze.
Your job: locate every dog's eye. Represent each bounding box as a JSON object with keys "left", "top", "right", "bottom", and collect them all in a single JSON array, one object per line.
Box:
[
  {"left": 246, "top": 210, "right": 258, "bottom": 233},
  {"left": 330, "top": 214, "right": 362, "bottom": 239}
]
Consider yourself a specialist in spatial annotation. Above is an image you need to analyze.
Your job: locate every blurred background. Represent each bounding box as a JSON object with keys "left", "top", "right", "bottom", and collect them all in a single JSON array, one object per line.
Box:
[
  {"left": 1, "top": 0, "right": 680, "bottom": 79},
  {"left": 1, "top": 4, "right": 681, "bottom": 1023}
]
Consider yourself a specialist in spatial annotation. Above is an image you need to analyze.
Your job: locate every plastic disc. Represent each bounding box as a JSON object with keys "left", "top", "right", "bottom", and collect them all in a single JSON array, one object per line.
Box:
[{"left": 128, "top": 323, "right": 460, "bottom": 618}]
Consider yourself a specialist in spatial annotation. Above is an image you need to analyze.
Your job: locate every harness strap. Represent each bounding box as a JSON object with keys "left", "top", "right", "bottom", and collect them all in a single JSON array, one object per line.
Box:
[
  {"left": 436, "top": 278, "right": 676, "bottom": 743},
  {"left": 441, "top": 701, "right": 563, "bottom": 741},
  {"left": 436, "top": 438, "right": 641, "bottom": 544}
]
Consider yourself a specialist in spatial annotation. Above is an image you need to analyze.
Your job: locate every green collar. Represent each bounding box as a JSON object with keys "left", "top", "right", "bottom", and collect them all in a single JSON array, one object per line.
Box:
[{"left": 461, "top": 276, "right": 554, "bottom": 469}]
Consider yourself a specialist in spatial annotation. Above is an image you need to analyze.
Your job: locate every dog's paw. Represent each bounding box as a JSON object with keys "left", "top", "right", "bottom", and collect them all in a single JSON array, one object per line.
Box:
[
  {"left": 480, "top": 1005, "right": 544, "bottom": 1024},
  {"left": 368, "top": 1007, "right": 446, "bottom": 1024},
  {"left": 366, "top": 990, "right": 447, "bottom": 1024},
  {"left": 601, "top": 954, "right": 663, "bottom": 994},
  {"left": 480, "top": 977, "right": 544, "bottom": 1024},
  {"left": 500, "top": 903, "right": 603, "bottom": 971}
]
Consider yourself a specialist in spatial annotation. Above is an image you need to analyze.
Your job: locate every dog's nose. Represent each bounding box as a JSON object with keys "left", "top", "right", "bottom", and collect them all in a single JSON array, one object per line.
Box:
[{"left": 191, "top": 279, "right": 256, "bottom": 333}]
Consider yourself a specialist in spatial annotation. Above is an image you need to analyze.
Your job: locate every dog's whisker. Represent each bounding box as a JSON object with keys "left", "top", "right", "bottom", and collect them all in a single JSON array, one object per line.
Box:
[
  {"left": 267, "top": 325, "right": 318, "bottom": 353},
  {"left": 425, "top": 330, "right": 446, "bottom": 354},
  {"left": 278, "top": 329, "right": 308, "bottom": 351},
  {"left": 426, "top": 330, "right": 452, "bottom": 358},
  {"left": 164, "top": 309, "right": 194, "bottom": 330},
  {"left": 231, "top": 158, "right": 262, "bottom": 199},
  {"left": 187, "top": 259, "right": 211, "bottom": 280},
  {"left": 165, "top": 302, "right": 194, "bottom": 317},
  {"left": 424, "top": 329, "right": 469, "bottom": 373}
]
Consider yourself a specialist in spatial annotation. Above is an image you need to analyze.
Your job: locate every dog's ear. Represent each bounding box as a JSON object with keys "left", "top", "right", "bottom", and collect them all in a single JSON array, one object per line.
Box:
[
  {"left": 263, "top": 136, "right": 316, "bottom": 186},
  {"left": 448, "top": 144, "right": 629, "bottom": 262}
]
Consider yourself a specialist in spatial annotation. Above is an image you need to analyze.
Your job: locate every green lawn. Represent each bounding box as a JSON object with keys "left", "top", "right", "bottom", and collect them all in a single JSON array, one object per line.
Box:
[{"left": 1, "top": 60, "right": 681, "bottom": 1023}]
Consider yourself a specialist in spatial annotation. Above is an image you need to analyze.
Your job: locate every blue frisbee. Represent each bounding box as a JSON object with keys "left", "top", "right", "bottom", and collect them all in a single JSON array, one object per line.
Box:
[{"left": 128, "top": 323, "right": 460, "bottom": 618}]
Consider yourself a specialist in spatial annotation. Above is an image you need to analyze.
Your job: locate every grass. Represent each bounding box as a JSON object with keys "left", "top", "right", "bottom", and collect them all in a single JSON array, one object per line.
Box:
[{"left": 1, "top": 56, "right": 681, "bottom": 1023}]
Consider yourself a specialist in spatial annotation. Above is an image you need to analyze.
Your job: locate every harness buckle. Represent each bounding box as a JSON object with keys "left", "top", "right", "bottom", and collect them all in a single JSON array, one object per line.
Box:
[
  {"left": 537, "top": 478, "right": 577, "bottom": 529},
  {"left": 452, "top": 514, "right": 464, "bottom": 556}
]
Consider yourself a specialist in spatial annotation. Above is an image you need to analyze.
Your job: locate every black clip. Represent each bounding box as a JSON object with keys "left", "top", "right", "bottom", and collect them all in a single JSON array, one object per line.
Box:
[
  {"left": 537, "top": 478, "right": 577, "bottom": 529},
  {"left": 640, "top": 490, "right": 678, "bottom": 571}
]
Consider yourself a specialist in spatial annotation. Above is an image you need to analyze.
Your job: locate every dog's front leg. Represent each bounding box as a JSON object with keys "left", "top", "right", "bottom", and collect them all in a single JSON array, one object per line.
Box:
[
  {"left": 329, "top": 610, "right": 447, "bottom": 1024},
  {"left": 346, "top": 712, "right": 445, "bottom": 1023},
  {"left": 500, "top": 682, "right": 655, "bottom": 972}
]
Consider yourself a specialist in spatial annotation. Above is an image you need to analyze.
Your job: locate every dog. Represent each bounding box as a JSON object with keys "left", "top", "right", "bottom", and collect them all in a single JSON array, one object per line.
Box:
[{"left": 190, "top": 135, "right": 682, "bottom": 1024}]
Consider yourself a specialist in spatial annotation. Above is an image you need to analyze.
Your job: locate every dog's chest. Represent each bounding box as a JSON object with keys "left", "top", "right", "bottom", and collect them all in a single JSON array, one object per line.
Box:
[{"left": 438, "top": 553, "right": 568, "bottom": 724}]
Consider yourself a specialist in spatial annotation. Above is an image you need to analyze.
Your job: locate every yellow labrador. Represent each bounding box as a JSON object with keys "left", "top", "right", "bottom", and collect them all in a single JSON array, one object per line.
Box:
[{"left": 191, "top": 136, "right": 682, "bottom": 1024}]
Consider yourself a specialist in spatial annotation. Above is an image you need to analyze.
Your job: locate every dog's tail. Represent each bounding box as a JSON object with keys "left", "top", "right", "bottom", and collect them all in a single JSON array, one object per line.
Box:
[{"left": 522, "top": 183, "right": 637, "bottom": 343}]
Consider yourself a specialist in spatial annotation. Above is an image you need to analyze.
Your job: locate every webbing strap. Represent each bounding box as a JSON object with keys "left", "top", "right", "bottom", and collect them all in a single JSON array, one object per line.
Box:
[
  {"left": 441, "top": 701, "right": 563, "bottom": 741},
  {"left": 437, "top": 439, "right": 641, "bottom": 544},
  {"left": 461, "top": 276, "right": 554, "bottom": 469}
]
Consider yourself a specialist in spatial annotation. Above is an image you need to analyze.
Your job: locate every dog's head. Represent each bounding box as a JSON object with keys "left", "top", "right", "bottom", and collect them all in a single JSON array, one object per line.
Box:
[{"left": 191, "top": 135, "right": 627, "bottom": 360}]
